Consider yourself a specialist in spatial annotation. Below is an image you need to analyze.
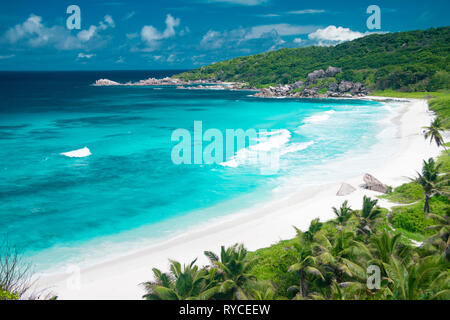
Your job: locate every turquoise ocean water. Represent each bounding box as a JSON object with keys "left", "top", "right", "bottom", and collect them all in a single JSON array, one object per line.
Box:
[{"left": 0, "top": 71, "right": 395, "bottom": 272}]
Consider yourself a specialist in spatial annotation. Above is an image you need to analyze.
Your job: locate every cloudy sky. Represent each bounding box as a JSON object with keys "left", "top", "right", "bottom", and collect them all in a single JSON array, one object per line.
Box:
[{"left": 0, "top": 0, "right": 448, "bottom": 70}]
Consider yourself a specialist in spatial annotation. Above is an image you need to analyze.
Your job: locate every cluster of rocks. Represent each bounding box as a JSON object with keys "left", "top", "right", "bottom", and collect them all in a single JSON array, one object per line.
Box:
[
  {"left": 336, "top": 174, "right": 390, "bottom": 197},
  {"left": 254, "top": 66, "right": 368, "bottom": 98}
]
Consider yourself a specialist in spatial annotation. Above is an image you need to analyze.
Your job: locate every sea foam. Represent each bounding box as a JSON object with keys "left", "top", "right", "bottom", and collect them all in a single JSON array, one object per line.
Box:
[
  {"left": 220, "top": 130, "right": 314, "bottom": 168},
  {"left": 303, "top": 110, "right": 336, "bottom": 124}
]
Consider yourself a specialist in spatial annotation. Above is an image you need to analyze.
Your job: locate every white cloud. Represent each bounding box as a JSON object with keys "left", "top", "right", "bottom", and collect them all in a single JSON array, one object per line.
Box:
[
  {"left": 6, "top": 15, "right": 47, "bottom": 45},
  {"left": 308, "top": 25, "right": 369, "bottom": 46},
  {"left": 115, "top": 56, "right": 125, "bottom": 63},
  {"left": 245, "top": 24, "right": 318, "bottom": 39},
  {"left": 126, "top": 33, "right": 138, "bottom": 39},
  {"left": 259, "top": 14, "right": 280, "bottom": 17},
  {"left": 293, "top": 38, "right": 302, "bottom": 44},
  {"left": 78, "top": 25, "right": 97, "bottom": 42},
  {"left": 3, "top": 14, "right": 115, "bottom": 50},
  {"left": 200, "top": 24, "right": 297, "bottom": 51},
  {"left": 163, "top": 14, "right": 180, "bottom": 38},
  {"left": 206, "top": 0, "right": 269, "bottom": 5},
  {"left": 288, "top": 9, "right": 325, "bottom": 14},
  {"left": 141, "top": 26, "right": 161, "bottom": 42},
  {"left": 167, "top": 54, "right": 176, "bottom": 63},
  {"left": 100, "top": 15, "right": 115, "bottom": 29},
  {"left": 79, "top": 15, "right": 115, "bottom": 42},
  {"left": 179, "top": 26, "right": 190, "bottom": 36},
  {"left": 77, "top": 52, "right": 95, "bottom": 59},
  {"left": 0, "top": 54, "right": 15, "bottom": 59},
  {"left": 141, "top": 14, "right": 181, "bottom": 47},
  {"left": 123, "top": 11, "right": 136, "bottom": 21},
  {"left": 200, "top": 30, "right": 225, "bottom": 50},
  {"left": 4, "top": 14, "right": 82, "bottom": 50}
]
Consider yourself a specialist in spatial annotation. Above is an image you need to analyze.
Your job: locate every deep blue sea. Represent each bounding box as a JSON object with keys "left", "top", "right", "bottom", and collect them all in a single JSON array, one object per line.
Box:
[{"left": 0, "top": 70, "right": 395, "bottom": 271}]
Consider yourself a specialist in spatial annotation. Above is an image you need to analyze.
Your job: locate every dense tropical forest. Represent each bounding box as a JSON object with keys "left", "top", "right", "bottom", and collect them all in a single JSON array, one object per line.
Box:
[
  {"left": 177, "top": 27, "right": 450, "bottom": 92},
  {"left": 142, "top": 146, "right": 449, "bottom": 300}
]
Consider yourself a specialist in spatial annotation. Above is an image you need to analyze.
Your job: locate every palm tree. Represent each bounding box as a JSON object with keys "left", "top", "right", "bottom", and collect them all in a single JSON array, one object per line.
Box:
[
  {"left": 412, "top": 158, "right": 444, "bottom": 213},
  {"left": 204, "top": 244, "right": 256, "bottom": 300},
  {"left": 332, "top": 201, "right": 353, "bottom": 227},
  {"left": 314, "top": 230, "right": 355, "bottom": 281},
  {"left": 302, "top": 218, "right": 323, "bottom": 242},
  {"left": 425, "top": 213, "right": 450, "bottom": 261},
  {"left": 423, "top": 118, "right": 448, "bottom": 154},
  {"left": 369, "top": 230, "right": 409, "bottom": 265},
  {"left": 142, "top": 259, "right": 218, "bottom": 300},
  {"left": 350, "top": 230, "right": 411, "bottom": 276},
  {"left": 288, "top": 233, "right": 324, "bottom": 299},
  {"left": 385, "top": 255, "right": 449, "bottom": 300},
  {"left": 356, "top": 196, "right": 383, "bottom": 236},
  {"left": 240, "top": 280, "right": 276, "bottom": 300}
]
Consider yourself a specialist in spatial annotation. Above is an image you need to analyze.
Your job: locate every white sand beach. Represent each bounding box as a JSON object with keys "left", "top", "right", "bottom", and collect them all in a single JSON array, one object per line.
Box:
[{"left": 35, "top": 97, "right": 443, "bottom": 300}]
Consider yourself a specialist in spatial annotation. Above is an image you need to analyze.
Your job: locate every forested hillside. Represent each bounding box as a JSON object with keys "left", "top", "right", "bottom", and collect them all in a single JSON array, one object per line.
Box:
[{"left": 177, "top": 27, "right": 450, "bottom": 91}]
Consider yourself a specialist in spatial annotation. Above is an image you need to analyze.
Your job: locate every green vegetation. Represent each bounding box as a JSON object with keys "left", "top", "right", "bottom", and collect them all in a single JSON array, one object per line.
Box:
[
  {"left": 380, "top": 182, "right": 424, "bottom": 204},
  {"left": 412, "top": 158, "right": 446, "bottom": 213},
  {"left": 247, "top": 239, "right": 298, "bottom": 298},
  {"left": 430, "top": 96, "right": 450, "bottom": 129},
  {"left": 0, "top": 287, "right": 19, "bottom": 300},
  {"left": 369, "top": 90, "right": 450, "bottom": 129},
  {"left": 143, "top": 196, "right": 449, "bottom": 300},
  {"left": 391, "top": 204, "right": 435, "bottom": 234},
  {"left": 176, "top": 27, "right": 450, "bottom": 92},
  {"left": 143, "top": 143, "right": 450, "bottom": 300},
  {"left": 0, "top": 240, "right": 40, "bottom": 300}
]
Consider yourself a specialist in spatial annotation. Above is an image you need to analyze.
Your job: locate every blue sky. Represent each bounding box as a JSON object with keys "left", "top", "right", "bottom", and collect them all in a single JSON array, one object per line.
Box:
[{"left": 0, "top": 0, "right": 448, "bottom": 70}]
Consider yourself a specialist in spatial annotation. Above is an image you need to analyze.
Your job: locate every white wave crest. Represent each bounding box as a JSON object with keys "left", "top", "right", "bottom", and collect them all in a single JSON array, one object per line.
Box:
[
  {"left": 280, "top": 141, "right": 315, "bottom": 155},
  {"left": 61, "top": 147, "right": 92, "bottom": 158},
  {"left": 303, "top": 110, "right": 336, "bottom": 124},
  {"left": 220, "top": 130, "right": 314, "bottom": 168},
  {"left": 220, "top": 130, "right": 290, "bottom": 168}
]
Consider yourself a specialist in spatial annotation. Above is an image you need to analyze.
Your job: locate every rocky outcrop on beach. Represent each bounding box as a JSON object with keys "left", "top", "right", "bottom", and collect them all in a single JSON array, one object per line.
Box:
[
  {"left": 361, "top": 174, "right": 389, "bottom": 194},
  {"left": 336, "top": 183, "right": 357, "bottom": 196},
  {"left": 254, "top": 66, "right": 368, "bottom": 99}
]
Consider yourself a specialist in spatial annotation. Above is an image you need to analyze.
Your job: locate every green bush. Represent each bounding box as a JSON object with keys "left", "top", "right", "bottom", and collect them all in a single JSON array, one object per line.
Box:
[
  {"left": 0, "top": 287, "right": 19, "bottom": 300},
  {"left": 248, "top": 239, "right": 299, "bottom": 299},
  {"left": 380, "top": 182, "right": 424, "bottom": 204},
  {"left": 427, "top": 71, "right": 450, "bottom": 91},
  {"left": 429, "top": 96, "right": 450, "bottom": 129},
  {"left": 392, "top": 204, "right": 434, "bottom": 234}
]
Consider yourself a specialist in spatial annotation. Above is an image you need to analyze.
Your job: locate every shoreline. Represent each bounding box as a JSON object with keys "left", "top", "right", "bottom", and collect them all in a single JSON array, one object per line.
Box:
[{"left": 34, "top": 97, "right": 441, "bottom": 300}]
